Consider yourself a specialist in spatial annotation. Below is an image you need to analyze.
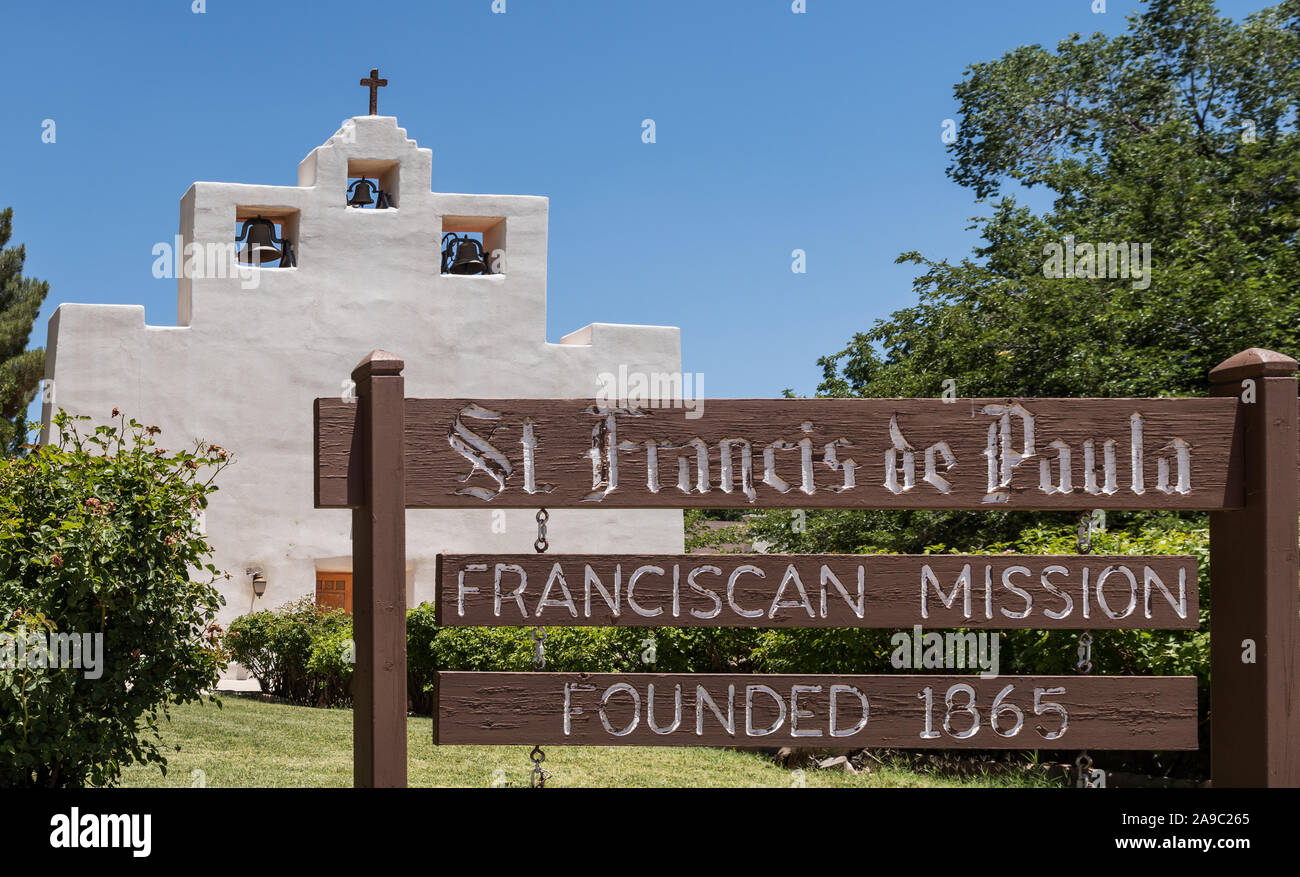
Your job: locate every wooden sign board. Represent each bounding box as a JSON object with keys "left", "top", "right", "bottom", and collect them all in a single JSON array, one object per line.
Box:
[
  {"left": 324, "top": 347, "right": 1300, "bottom": 788},
  {"left": 434, "top": 672, "right": 1198, "bottom": 750},
  {"left": 436, "top": 554, "right": 1199, "bottom": 629},
  {"left": 316, "top": 397, "right": 1241, "bottom": 510}
]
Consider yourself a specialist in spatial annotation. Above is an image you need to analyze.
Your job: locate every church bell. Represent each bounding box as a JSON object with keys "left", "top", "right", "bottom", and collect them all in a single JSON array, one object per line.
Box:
[
  {"left": 442, "top": 233, "right": 488, "bottom": 275},
  {"left": 347, "top": 178, "right": 376, "bottom": 208},
  {"left": 236, "top": 217, "right": 283, "bottom": 266}
]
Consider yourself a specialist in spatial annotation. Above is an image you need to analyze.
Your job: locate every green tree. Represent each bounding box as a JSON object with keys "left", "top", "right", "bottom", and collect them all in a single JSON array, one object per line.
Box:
[
  {"left": 0, "top": 411, "right": 230, "bottom": 787},
  {"left": 796, "top": 0, "right": 1299, "bottom": 555},
  {"left": 820, "top": 0, "right": 1299, "bottom": 401},
  {"left": 0, "top": 208, "right": 50, "bottom": 456}
]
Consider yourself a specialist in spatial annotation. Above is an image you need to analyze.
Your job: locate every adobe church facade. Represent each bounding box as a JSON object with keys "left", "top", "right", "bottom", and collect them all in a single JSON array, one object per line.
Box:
[{"left": 41, "top": 114, "right": 685, "bottom": 669}]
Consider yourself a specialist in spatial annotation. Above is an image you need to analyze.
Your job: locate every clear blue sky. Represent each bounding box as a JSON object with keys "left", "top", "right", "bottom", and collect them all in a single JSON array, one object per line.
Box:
[{"left": 2, "top": 0, "right": 1273, "bottom": 414}]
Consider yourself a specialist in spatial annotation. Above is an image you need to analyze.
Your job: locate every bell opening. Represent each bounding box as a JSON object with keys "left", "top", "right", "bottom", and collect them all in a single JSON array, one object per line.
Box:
[
  {"left": 441, "top": 232, "right": 490, "bottom": 276},
  {"left": 346, "top": 179, "right": 376, "bottom": 208},
  {"left": 346, "top": 159, "right": 400, "bottom": 209},
  {"left": 234, "top": 210, "right": 299, "bottom": 269},
  {"left": 440, "top": 217, "right": 507, "bottom": 277}
]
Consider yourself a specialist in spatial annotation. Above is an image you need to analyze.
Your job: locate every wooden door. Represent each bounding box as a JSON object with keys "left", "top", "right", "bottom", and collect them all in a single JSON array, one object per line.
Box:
[{"left": 315, "top": 572, "right": 353, "bottom": 614}]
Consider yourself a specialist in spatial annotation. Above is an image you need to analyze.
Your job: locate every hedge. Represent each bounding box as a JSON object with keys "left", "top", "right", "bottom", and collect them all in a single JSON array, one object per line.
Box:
[{"left": 224, "top": 518, "right": 1211, "bottom": 716}]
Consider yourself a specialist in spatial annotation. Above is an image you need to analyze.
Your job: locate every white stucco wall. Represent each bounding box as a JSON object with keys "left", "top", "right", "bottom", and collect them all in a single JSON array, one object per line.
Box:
[{"left": 42, "top": 116, "right": 684, "bottom": 672}]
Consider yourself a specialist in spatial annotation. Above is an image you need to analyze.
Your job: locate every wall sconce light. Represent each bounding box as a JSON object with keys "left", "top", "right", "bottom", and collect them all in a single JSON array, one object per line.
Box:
[
  {"left": 347, "top": 178, "right": 391, "bottom": 209},
  {"left": 236, "top": 217, "right": 296, "bottom": 267},
  {"left": 441, "top": 232, "right": 489, "bottom": 275},
  {"left": 246, "top": 567, "right": 268, "bottom": 597}
]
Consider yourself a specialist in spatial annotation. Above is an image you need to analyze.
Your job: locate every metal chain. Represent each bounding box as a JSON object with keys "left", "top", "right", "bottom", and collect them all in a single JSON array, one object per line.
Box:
[
  {"left": 529, "top": 509, "right": 551, "bottom": 788},
  {"left": 529, "top": 745, "right": 551, "bottom": 789},
  {"left": 1075, "top": 511, "right": 1102, "bottom": 789},
  {"left": 534, "top": 508, "right": 549, "bottom": 553},
  {"left": 1075, "top": 752, "right": 1096, "bottom": 787},
  {"left": 1076, "top": 631, "right": 1094, "bottom": 674},
  {"left": 532, "top": 509, "right": 549, "bottom": 672},
  {"left": 531, "top": 627, "right": 548, "bottom": 670}
]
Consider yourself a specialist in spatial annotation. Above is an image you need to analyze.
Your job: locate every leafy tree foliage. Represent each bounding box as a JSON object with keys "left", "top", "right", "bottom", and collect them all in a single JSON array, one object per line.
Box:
[
  {"left": 0, "top": 208, "right": 49, "bottom": 455},
  {"left": 0, "top": 412, "right": 229, "bottom": 787},
  {"left": 820, "top": 0, "right": 1299, "bottom": 401},
  {"left": 798, "top": 0, "right": 1299, "bottom": 555}
]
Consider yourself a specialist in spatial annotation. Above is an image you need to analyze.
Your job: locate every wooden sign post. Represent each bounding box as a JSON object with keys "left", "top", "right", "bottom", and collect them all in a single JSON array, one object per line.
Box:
[
  {"left": 1208, "top": 349, "right": 1300, "bottom": 787},
  {"left": 330, "top": 351, "right": 408, "bottom": 788},
  {"left": 315, "top": 347, "right": 1300, "bottom": 788}
]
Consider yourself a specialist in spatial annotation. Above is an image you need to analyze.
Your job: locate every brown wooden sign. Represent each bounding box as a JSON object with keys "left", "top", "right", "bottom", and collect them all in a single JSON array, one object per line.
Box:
[
  {"left": 316, "top": 396, "right": 1241, "bottom": 511},
  {"left": 321, "top": 346, "right": 1300, "bottom": 788},
  {"left": 436, "top": 554, "right": 1199, "bottom": 629},
  {"left": 434, "top": 672, "right": 1198, "bottom": 750}
]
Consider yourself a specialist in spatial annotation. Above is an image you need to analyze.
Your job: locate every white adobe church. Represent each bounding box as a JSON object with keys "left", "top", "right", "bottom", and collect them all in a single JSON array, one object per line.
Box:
[{"left": 41, "top": 104, "right": 685, "bottom": 678}]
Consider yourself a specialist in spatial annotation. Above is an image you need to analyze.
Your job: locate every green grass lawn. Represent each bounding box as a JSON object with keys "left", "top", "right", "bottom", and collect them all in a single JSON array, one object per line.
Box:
[{"left": 117, "top": 695, "right": 1062, "bottom": 788}]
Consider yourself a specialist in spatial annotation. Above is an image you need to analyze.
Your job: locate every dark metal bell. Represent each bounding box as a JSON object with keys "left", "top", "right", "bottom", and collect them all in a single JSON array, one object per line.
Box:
[
  {"left": 449, "top": 238, "right": 487, "bottom": 275},
  {"left": 237, "top": 218, "right": 282, "bottom": 265},
  {"left": 347, "top": 179, "right": 376, "bottom": 208}
]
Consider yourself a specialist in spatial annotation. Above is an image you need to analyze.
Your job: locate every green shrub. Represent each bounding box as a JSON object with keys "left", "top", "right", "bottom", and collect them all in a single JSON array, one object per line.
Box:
[
  {"left": 237, "top": 602, "right": 772, "bottom": 715},
  {"left": 221, "top": 607, "right": 276, "bottom": 690},
  {"left": 405, "top": 602, "right": 439, "bottom": 714},
  {"left": 303, "top": 610, "right": 353, "bottom": 706},
  {"left": 226, "top": 597, "right": 352, "bottom": 707},
  {"left": 428, "top": 625, "right": 530, "bottom": 672},
  {"left": 0, "top": 411, "right": 229, "bottom": 787}
]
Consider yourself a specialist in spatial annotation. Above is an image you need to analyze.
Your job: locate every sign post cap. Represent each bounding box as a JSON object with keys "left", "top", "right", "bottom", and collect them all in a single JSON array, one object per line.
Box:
[
  {"left": 1209, "top": 347, "right": 1297, "bottom": 384},
  {"left": 352, "top": 349, "right": 405, "bottom": 380}
]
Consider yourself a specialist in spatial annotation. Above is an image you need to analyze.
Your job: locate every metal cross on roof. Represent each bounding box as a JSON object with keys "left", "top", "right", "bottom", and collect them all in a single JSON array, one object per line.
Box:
[{"left": 360, "top": 68, "right": 388, "bottom": 115}]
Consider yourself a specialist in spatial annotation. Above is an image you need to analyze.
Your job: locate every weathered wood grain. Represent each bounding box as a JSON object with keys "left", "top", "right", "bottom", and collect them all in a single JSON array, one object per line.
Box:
[
  {"left": 434, "top": 672, "right": 1198, "bottom": 750},
  {"left": 316, "top": 397, "right": 1242, "bottom": 510},
  {"left": 435, "top": 554, "right": 1199, "bottom": 629},
  {"left": 1209, "top": 354, "right": 1300, "bottom": 786},
  {"left": 347, "top": 352, "right": 408, "bottom": 788}
]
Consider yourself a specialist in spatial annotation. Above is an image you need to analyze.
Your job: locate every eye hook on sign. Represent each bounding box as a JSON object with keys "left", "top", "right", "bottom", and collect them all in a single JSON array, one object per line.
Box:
[{"left": 529, "top": 745, "right": 551, "bottom": 788}]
